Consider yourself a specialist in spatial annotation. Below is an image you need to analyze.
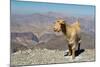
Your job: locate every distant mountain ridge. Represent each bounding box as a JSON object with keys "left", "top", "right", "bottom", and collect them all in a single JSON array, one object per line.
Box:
[{"left": 11, "top": 12, "right": 95, "bottom": 35}]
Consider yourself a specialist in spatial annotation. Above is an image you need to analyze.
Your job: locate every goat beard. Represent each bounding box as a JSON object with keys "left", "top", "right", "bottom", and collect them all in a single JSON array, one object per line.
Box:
[{"left": 54, "top": 28, "right": 61, "bottom": 32}]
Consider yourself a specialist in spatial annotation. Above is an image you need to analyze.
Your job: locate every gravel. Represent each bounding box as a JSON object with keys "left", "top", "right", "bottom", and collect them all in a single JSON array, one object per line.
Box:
[{"left": 11, "top": 48, "right": 95, "bottom": 66}]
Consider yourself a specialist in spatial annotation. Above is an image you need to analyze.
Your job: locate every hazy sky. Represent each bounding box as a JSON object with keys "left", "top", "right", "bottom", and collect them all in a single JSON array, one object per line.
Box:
[{"left": 11, "top": 0, "right": 95, "bottom": 16}]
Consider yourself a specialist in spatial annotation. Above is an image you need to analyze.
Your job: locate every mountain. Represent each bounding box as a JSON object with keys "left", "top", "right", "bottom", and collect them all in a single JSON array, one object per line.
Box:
[
  {"left": 11, "top": 12, "right": 95, "bottom": 35},
  {"left": 11, "top": 32, "right": 39, "bottom": 53},
  {"left": 10, "top": 12, "right": 95, "bottom": 53},
  {"left": 34, "top": 32, "right": 95, "bottom": 50},
  {"left": 39, "top": 32, "right": 57, "bottom": 43}
]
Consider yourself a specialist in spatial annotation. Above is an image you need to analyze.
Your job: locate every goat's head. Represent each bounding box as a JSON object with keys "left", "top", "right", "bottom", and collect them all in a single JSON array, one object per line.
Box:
[{"left": 53, "top": 18, "right": 65, "bottom": 32}]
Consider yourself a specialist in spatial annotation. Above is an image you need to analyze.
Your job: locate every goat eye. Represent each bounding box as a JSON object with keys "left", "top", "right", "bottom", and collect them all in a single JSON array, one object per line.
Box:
[{"left": 57, "top": 21, "right": 59, "bottom": 22}]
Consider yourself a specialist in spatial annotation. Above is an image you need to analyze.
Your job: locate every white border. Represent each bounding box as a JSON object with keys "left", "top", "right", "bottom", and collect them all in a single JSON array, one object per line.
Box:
[
  {"left": 0, "top": 0, "right": 98, "bottom": 67},
  {"left": 0, "top": 0, "right": 10, "bottom": 67},
  {"left": 19, "top": 0, "right": 95, "bottom": 5}
]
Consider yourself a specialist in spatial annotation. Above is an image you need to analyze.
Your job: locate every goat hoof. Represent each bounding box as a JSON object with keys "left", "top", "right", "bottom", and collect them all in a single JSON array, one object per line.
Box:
[
  {"left": 72, "top": 56, "right": 75, "bottom": 59},
  {"left": 64, "top": 52, "right": 71, "bottom": 56}
]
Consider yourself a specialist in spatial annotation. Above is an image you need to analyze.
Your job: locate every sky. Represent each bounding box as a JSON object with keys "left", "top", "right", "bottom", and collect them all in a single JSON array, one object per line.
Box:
[{"left": 11, "top": 0, "right": 95, "bottom": 16}]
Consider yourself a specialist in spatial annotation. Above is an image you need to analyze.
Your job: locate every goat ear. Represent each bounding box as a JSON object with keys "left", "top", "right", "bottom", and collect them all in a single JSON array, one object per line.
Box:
[
  {"left": 56, "top": 17, "right": 61, "bottom": 20},
  {"left": 76, "top": 20, "right": 80, "bottom": 26}
]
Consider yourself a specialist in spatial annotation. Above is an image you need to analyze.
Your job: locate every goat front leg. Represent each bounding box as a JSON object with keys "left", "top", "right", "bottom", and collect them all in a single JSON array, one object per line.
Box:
[
  {"left": 72, "top": 44, "right": 76, "bottom": 59},
  {"left": 68, "top": 45, "right": 72, "bottom": 56},
  {"left": 64, "top": 44, "right": 72, "bottom": 56}
]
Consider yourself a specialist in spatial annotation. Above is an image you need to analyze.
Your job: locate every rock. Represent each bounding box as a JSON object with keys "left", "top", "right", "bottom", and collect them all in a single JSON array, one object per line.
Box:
[{"left": 11, "top": 49, "right": 95, "bottom": 66}]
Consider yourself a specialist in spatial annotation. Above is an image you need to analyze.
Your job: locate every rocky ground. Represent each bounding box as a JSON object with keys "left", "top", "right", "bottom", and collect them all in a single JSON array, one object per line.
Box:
[{"left": 11, "top": 48, "right": 95, "bottom": 66}]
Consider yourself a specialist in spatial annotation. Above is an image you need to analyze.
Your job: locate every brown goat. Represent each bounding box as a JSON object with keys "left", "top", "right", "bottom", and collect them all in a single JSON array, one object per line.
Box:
[{"left": 54, "top": 18, "right": 81, "bottom": 59}]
